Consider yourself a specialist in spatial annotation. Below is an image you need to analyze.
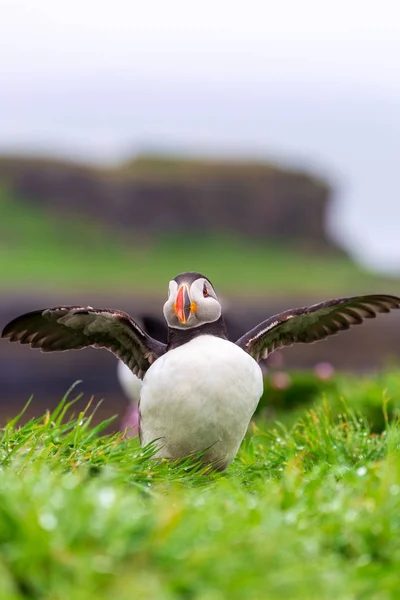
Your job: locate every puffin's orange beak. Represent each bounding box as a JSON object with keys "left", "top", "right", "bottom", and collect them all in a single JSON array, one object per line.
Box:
[{"left": 174, "top": 285, "right": 197, "bottom": 324}]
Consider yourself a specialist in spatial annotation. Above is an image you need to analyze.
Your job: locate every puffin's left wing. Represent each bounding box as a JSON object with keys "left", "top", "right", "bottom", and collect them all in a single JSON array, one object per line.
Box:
[
  {"left": 1, "top": 306, "right": 167, "bottom": 378},
  {"left": 235, "top": 294, "right": 400, "bottom": 362}
]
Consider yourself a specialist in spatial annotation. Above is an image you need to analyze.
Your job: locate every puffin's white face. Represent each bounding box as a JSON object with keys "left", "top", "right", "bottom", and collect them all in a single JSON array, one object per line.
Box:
[{"left": 163, "top": 275, "right": 222, "bottom": 329}]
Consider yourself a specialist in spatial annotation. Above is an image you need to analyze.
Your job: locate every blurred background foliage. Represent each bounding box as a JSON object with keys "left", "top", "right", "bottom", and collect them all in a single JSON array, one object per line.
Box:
[
  {"left": 257, "top": 368, "right": 400, "bottom": 433},
  {"left": 1, "top": 152, "right": 399, "bottom": 296},
  {"left": 1, "top": 181, "right": 397, "bottom": 296}
]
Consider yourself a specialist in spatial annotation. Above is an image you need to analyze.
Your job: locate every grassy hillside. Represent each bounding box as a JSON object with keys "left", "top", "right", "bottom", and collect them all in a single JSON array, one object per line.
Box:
[
  {"left": 1, "top": 186, "right": 398, "bottom": 297},
  {"left": 1, "top": 374, "right": 400, "bottom": 599}
]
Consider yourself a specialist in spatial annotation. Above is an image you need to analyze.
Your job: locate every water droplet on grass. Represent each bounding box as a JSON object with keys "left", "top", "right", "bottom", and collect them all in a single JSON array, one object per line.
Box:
[
  {"left": 208, "top": 517, "right": 223, "bottom": 532},
  {"left": 98, "top": 487, "right": 116, "bottom": 508},
  {"left": 390, "top": 485, "right": 400, "bottom": 496},
  {"left": 285, "top": 511, "right": 297, "bottom": 524},
  {"left": 345, "top": 509, "right": 357, "bottom": 522},
  {"left": 357, "top": 554, "right": 371, "bottom": 567},
  {"left": 39, "top": 512, "right": 57, "bottom": 531}
]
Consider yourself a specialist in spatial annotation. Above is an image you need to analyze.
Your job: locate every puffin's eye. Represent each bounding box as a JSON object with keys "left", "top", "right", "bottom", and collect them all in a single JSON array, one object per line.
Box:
[{"left": 203, "top": 283, "right": 209, "bottom": 298}]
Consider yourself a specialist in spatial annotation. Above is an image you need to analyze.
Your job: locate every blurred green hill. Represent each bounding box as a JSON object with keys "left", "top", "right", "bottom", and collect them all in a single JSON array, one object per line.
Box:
[{"left": 0, "top": 154, "right": 399, "bottom": 296}]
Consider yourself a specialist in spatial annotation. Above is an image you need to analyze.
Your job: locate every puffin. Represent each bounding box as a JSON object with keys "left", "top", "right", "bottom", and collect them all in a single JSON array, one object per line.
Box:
[
  {"left": 118, "top": 312, "right": 246, "bottom": 434},
  {"left": 2, "top": 272, "right": 400, "bottom": 470}
]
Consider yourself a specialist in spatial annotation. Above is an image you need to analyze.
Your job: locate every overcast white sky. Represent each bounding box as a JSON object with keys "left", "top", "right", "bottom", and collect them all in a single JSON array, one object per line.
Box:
[{"left": 1, "top": 0, "right": 400, "bottom": 271}]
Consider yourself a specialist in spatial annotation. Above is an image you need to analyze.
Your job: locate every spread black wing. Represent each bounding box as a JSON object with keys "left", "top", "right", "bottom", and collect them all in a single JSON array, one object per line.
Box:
[
  {"left": 235, "top": 294, "right": 400, "bottom": 362},
  {"left": 1, "top": 306, "right": 167, "bottom": 379}
]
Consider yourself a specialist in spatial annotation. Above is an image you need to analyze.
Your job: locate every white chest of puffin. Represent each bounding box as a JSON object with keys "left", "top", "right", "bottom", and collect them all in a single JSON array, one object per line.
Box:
[
  {"left": 2, "top": 272, "right": 400, "bottom": 470},
  {"left": 140, "top": 335, "right": 263, "bottom": 468}
]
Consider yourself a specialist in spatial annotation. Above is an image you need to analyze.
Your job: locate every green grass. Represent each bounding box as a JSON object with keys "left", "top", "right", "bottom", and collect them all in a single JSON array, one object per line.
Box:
[
  {"left": 1, "top": 377, "right": 400, "bottom": 599},
  {"left": 1, "top": 186, "right": 399, "bottom": 296},
  {"left": 258, "top": 368, "right": 400, "bottom": 432}
]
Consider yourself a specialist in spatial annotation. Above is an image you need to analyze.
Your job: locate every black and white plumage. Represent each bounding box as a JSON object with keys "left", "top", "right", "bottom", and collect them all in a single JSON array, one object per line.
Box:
[
  {"left": 118, "top": 312, "right": 247, "bottom": 434},
  {"left": 2, "top": 272, "right": 400, "bottom": 469},
  {"left": 2, "top": 306, "right": 166, "bottom": 379},
  {"left": 235, "top": 295, "right": 400, "bottom": 361}
]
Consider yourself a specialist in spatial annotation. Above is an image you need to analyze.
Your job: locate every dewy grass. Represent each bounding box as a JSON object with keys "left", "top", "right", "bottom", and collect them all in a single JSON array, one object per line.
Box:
[{"left": 1, "top": 378, "right": 400, "bottom": 599}]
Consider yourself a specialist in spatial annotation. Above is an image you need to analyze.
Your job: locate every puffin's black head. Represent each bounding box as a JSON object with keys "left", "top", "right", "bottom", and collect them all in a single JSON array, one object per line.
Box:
[{"left": 163, "top": 272, "right": 222, "bottom": 330}]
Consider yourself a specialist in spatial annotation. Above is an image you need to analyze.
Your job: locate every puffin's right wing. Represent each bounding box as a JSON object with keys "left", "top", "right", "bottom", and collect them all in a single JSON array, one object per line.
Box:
[
  {"left": 1, "top": 306, "right": 167, "bottom": 378},
  {"left": 235, "top": 294, "right": 400, "bottom": 362}
]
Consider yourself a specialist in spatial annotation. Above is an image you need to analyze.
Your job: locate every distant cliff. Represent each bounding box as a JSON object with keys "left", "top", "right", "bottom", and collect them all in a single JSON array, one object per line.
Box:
[{"left": 0, "top": 154, "right": 336, "bottom": 251}]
